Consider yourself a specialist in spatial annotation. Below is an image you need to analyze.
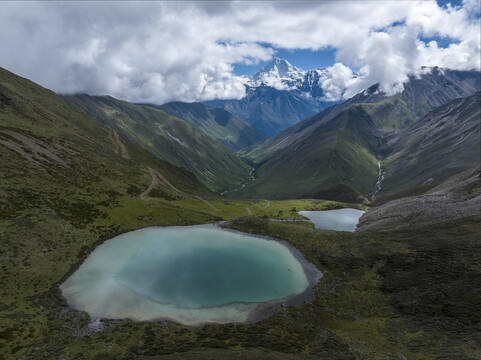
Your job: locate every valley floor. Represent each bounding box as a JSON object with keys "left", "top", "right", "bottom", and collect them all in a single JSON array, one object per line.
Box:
[{"left": 1, "top": 169, "right": 481, "bottom": 359}]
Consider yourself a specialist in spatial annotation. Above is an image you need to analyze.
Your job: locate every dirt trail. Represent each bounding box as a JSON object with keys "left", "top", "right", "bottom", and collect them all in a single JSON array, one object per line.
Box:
[
  {"left": 246, "top": 207, "right": 252, "bottom": 215},
  {"left": 111, "top": 130, "right": 130, "bottom": 159},
  {"left": 194, "top": 196, "right": 220, "bottom": 212},
  {"left": 152, "top": 168, "right": 185, "bottom": 195},
  {"left": 140, "top": 167, "right": 220, "bottom": 212},
  {"left": 263, "top": 200, "right": 271, "bottom": 208},
  {"left": 140, "top": 168, "right": 159, "bottom": 200}
]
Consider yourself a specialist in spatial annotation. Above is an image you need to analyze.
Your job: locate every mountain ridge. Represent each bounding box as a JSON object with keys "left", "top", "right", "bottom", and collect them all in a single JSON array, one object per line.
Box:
[
  {"left": 232, "top": 69, "right": 480, "bottom": 199},
  {"left": 247, "top": 57, "right": 307, "bottom": 90},
  {"left": 62, "top": 94, "right": 252, "bottom": 192},
  {"left": 241, "top": 68, "right": 480, "bottom": 164},
  {"left": 381, "top": 91, "right": 481, "bottom": 193},
  {"left": 150, "top": 101, "right": 267, "bottom": 152},
  {"left": 205, "top": 58, "right": 339, "bottom": 136}
]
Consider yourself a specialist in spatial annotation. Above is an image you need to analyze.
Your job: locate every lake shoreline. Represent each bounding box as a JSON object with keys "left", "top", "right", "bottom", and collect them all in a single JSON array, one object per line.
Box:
[{"left": 59, "top": 223, "right": 323, "bottom": 327}]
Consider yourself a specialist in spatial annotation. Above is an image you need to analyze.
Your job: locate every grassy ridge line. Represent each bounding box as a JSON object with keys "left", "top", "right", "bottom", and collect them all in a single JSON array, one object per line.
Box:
[
  {"left": 381, "top": 92, "right": 481, "bottom": 193},
  {"left": 62, "top": 94, "right": 252, "bottom": 192},
  {"left": 153, "top": 101, "right": 267, "bottom": 152},
  {"left": 232, "top": 103, "right": 390, "bottom": 199}
]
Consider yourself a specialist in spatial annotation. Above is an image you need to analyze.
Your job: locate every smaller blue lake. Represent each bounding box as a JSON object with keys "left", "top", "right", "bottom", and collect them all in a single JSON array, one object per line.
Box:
[{"left": 299, "top": 208, "right": 365, "bottom": 232}]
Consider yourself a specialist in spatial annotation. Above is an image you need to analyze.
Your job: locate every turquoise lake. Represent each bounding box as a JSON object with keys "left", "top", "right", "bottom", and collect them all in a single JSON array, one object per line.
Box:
[
  {"left": 61, "top": 225, "right": 316, "bottom": 325},
  {"left": 299, "top": 208, "right": 365, "bottom": 232}
]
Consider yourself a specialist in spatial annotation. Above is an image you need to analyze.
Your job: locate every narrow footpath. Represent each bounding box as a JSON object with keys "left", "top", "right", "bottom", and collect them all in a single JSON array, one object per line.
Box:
[{"left": 140, "top": 167, "right": 220, "bottom": 212}]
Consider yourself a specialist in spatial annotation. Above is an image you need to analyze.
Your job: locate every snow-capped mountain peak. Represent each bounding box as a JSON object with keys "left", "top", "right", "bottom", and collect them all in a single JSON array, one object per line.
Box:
[
  {"left": 248, "top": 57, "right": 306, "bottom": 90},
  {"left": 257, "top": 57, "right": 305, "bottom": 79},
  {"left": 243, "top": 58, "right": 361, "bottom": 101}
]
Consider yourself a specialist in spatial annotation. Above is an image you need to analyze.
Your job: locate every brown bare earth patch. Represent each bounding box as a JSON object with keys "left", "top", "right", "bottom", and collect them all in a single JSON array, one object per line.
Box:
[
  {"left": 141, "top": 166, "right": 220, "bottom": 211},
  {"left": 140, "top": 168, "right": 160, "bottom": 200},
  {"left": 0, "top": 129, "right": 69, "bottom": 168},
  {"left": 109, "top": 130, "right": 130, "bottom": 159}
]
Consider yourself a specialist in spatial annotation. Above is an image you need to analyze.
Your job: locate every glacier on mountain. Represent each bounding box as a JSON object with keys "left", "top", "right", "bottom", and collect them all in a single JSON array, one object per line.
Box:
[{"left": 242, "top": 57, "right": 357, "bottom": 101}]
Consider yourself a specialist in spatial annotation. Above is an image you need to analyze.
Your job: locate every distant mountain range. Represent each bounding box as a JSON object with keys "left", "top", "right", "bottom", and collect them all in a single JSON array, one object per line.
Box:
[
  {"left": 232, "top": 68, "right": 481, "bottom": 199},
  {"left": 245, "top": 57, "right": 341, "bottom": 99},
  {"left": 205, "top": 58, "right": 338, "bottom": 136}
]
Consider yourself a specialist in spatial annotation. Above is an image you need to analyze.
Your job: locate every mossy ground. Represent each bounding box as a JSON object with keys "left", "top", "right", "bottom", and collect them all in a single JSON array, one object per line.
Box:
[
  {"left": 0, "top": 185, "right": 355, "bottom": 360},
  {"left": 1, "top": 192, "right": 480, "bottom": 359}
]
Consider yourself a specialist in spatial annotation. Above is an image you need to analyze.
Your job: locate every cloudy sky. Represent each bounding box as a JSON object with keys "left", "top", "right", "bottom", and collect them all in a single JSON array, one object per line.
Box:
[{"left": 0, "top": 1, "right": 479, "bottom": 104}]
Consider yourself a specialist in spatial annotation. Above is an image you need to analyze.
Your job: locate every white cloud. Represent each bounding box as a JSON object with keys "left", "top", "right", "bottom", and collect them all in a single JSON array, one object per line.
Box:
[
  {"left": 0, "top": 1, "right": 479, "bottom": 104},
  {"left": 318, "top": 63, "right": 361, "bottom": 101}
]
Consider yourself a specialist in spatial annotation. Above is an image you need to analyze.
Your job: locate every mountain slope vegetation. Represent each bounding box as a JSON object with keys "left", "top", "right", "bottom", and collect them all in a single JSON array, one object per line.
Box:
[
  {"left": 233, "top": 105, "right": 385, "bottom": 199},
  {"left": 62, "top": 94, "right": 252, "bottom": 192},
  {"left": 381, "top": 91, "right": 481, "bottom": 193},
  {"left": 242, "top": 68, "right": 480, "bottom": 166},
  {"left": 234, "top": 69, "right": 480, "bottom": 199},
  {"left": 0, "top": 67, "right": 210, "bottom": 205},
  {"left": 153, "top": 101, "right": 266, "bottom": 152}
]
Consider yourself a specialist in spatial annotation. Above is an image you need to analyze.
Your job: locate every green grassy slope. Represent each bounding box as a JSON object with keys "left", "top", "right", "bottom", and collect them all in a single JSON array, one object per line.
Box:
[
  {"left": 154, "top": 102, "right": 267, "bottom": 152},
  {"left": 381, "top": 92, "right": 481, "bottom": 193},
  {"left": 234, "top": 70, "right": 479, "bottom": 200},
  {"left": 62, "top": 95, "right": 251, "bottom": 192},
  {"left": 0, "top": 68, "right": 210, "bottom": 201},
  {"left": 233, "top": 99, "right": 412, "bottom": 199},
  {"left": 241, "top": 69, "right": 479, "bottom": 167}
]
